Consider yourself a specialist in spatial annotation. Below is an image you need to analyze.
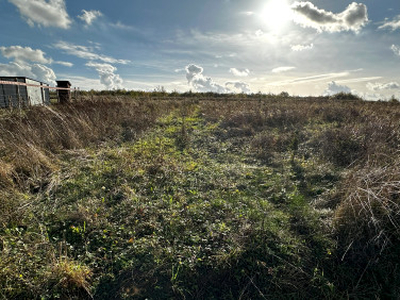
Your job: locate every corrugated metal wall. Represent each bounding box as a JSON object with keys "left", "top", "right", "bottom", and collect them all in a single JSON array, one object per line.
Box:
[
  {"left": 0, "top": 77, "right": 50, "bottom": 108},
  {"left": 0, "top": 77, "right": 28, "bottom": 108}
]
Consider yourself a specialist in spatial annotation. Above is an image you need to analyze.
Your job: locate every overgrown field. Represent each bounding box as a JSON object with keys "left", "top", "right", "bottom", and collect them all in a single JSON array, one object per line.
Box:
[{"left": 1, "top": 95, "right": 400, "bottom": 299}]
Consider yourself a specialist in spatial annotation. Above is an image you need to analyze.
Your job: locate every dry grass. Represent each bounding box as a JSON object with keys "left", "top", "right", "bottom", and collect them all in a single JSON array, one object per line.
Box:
[
  {"left": 330, "top": 157, "right": 400, "bottom": 297},
  {"left": 0, "top": 97, "right": 177, "bottom": 192},
  {"left": 0, "top": 160, "right": 13, "bottom": 188},
  {"left": 334, "top": 158, "right": 400, "bottom": 257},
  {"left": 49, "top": 256, "right": 93, "bottom": 299}
]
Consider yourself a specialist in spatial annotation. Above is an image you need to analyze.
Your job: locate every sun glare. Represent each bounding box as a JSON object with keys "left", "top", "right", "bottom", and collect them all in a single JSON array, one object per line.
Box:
[{"left": 262, "top": 0, "right": 293, "bottom": 32}]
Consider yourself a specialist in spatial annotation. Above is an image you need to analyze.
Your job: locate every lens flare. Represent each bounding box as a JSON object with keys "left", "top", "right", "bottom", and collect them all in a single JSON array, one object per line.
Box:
[{"left": 262, "top": 0, "right": 293, "bottom": 32}]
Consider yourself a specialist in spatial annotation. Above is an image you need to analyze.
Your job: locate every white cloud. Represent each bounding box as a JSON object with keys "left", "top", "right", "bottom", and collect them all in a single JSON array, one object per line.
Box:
[
  {"left": 215, "top": 53, "right": 237, "bottom": 59},
  {"left": 186, "top": 64, "right": 203, "bottom": 82},
  {"left": 255, "top": 30, "right": 264, "bottom": 37},
  {"left": 8, "top": 0, "right": 71, "bottom": 29},
  {"left": 0, "top": 46, "right": 52, "bottom": 64},
  {"left": 0, "top": 62, "right": 31, "bottom": 76},
  {"left": 337, "top": 76, "right": 382, "bottom": 84},
  {"left": 185, "top": 64, "right": 227, "bottom": 93},
  {"left": 78, "top": 10, "right": 103, "bottom": 26},
  {"left": 0, "top": 45, "right": 57, "bottom": 85},
  {"left": 272, "top": 66, "right": 296, "bottom": 73},
  {"left": 0, "top": 62, "right": 56, "bottom": 85},
  {"left": 174, "top": 68, "right": 185, "bottom": 73},
  {"left": 225, "top": 81, "right": 251, "bottom": 94},
  {"left": 54, "top": 41, "right": 130, "bottom": 64},
  {"left": 86, "top": 62, "right": 123, "bottom": 90},
  {"left": 110, "top": 22, "right": 134, "bottom": 30},
  {"left": 0, "top": 45, "right": 73, "bottom": 69},
  {"left": 363, "top": 93, "right": 384, "bottom": 101},
  {"left": 184, "top": 64, "right": 252, "bottom": 93},
  {"left": 291, "top": 2, "right": 368, "bottom": 33},
  {"left": 379, "top": 15, "right": 400, "bottom": 31},
  {"left": 367, "top": 82, "right": 400, "bottom": 91},
  {"left": 270, "top": 71, "right": 349, "bottom": 86},
  {"left": 323, "top": 81, "right": 352, "bottom": 96},
  {"left": 391, "top": 45, "right": 400, "bottom": 56},
  {"left": 55, "top": 61, "right": 73, "bottom": 67},
  {"left": 229, "top": 68, "right": 250, "bottom": 77},
  {"left": 291, "top": 43, "right": 314, "bottom": 51},
  {"left": 31, "top": 64, "right": 56, "bottom": 85}
]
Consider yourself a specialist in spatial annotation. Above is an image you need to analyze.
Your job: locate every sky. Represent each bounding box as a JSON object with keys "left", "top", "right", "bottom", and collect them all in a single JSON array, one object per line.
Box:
[{"left": 0, "top": 0, "right": 399, "bottom": 99}]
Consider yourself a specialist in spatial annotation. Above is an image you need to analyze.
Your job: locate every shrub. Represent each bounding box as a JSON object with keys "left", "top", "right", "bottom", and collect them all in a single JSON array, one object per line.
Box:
[
  {"left": 250, "top": 131, "right": 293, "bottom": 162},
  {"left": 318, "top": 127, "right": 365, "bottom": 167},
  {"left": 330, "top": 92, "right": 362, "bottom": 101}
]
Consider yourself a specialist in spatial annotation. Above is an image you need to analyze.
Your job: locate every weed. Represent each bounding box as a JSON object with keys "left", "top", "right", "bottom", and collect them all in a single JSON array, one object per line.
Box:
[{"left": 49, "top": 256, "right": 93, "bottom": 299}]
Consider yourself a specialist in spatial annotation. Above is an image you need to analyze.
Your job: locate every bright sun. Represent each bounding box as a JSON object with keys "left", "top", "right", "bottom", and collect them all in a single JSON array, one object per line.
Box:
[{"left": 262, "top": 0, "right": 293, "bottom": 32}]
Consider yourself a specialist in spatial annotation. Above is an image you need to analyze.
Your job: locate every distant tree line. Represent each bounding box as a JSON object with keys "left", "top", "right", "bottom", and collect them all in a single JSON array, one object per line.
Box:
[{"left": 77, "top": 89, "right": 380, "bottom": 101}]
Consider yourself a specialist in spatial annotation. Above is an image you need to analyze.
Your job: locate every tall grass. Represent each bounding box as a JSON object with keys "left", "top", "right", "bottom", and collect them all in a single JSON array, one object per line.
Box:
[
  {"left": 329, "top": 158, "right": 400, "bottom": 297},
  {"left": 0, "top": 97, "right": 177, "bottom": 192}
]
